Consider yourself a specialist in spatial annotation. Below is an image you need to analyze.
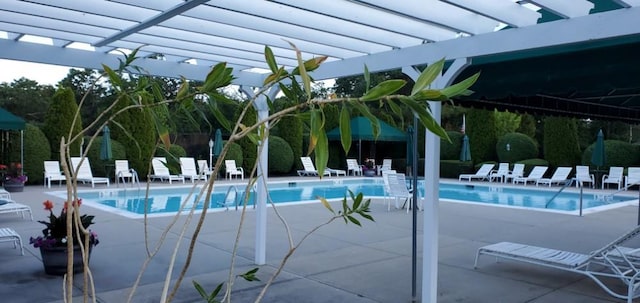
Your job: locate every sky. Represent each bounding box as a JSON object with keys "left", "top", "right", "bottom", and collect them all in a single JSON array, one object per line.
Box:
[{"left": 0, "top": 59, "right": 72, "bottom": 85}]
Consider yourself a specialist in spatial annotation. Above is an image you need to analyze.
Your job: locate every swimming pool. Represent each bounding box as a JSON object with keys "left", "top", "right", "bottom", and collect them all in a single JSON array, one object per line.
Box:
[{"left": 48, "top": 179, "right": 637, "bottom": 218}]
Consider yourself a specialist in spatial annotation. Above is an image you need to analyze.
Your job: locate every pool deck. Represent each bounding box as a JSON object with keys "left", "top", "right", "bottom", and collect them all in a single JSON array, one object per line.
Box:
[{"left": 1, "top": 177, "right": 639, "bottom": 302}]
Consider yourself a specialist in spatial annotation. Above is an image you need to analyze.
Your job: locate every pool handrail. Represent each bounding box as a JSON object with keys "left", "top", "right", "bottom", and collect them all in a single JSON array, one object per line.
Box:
[{"left": 544, "top": 178, "right": 577, "bottom": 209}]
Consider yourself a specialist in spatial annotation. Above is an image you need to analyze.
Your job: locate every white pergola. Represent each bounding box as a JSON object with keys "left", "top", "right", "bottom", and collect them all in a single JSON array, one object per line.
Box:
[{"left": 2, "top": 1, "right": 639, "bottom": 302}]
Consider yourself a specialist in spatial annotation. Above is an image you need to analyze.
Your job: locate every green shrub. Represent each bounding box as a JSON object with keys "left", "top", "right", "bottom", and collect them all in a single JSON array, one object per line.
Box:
[
  {"left": 111, "top": 95, "right": 156, "bottom": 178},
  {"left": 86, "top": 137, "right": 127, "bottom": 178},
  {"left": 440, "top": 131, "right": 464, "bottom": 160},
  {"left": 43, "top": 87, "right": 82, "bottom": 160},
  {"left": 8, "top": 124, "right": 50, "bottom": 185},
  {"left": 543, "top": 117, "right": 581, "bottom": 167},
  {"left": 155, "top": 144, "right": 187, "bottom": 175},
  {"left": 440, "top": 160, "right": 473, "bottom": 178},
  {"left": 496, "top": 132, "right": 538, "bottom": 163},
  {"left": 268, "top": 136, "right": 294, "bottom": 175},
  {"left": 235, "top": 105, "right": 257, "bottom": 172},
  {"left": 467, "top": 109, "right": 497, "bottom": 163},
  {"left": 582, "top": 140, "right": 640, "bottom": 169}
]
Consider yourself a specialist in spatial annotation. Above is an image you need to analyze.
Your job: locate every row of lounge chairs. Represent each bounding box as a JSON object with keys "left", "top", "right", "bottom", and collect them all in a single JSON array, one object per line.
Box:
[
  {"left": 297, "top": 157, "right": 394, "bottom": 177},
  {"left": 0, "top": 189, "right": 32, "bottom": 255},
  {"left": 459, "top": 163, "right": 640, "bottom": 189},
  {"left": 44, "top": 157, "right": 246, "bottom": 188}
]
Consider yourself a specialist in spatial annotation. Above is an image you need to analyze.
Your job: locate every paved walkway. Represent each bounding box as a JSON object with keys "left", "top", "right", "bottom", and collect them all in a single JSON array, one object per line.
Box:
[{"left": 0, "top": 178, "right": 639, "bottom": 302}]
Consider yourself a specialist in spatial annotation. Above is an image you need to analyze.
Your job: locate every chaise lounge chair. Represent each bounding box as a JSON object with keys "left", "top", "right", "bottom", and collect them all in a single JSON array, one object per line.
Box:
[
  {"left": 43, "top": 160, "right": 66, "bottom": 188},
  {"left": 297, "top": 157, "right": 331, "bottom": 177},
  {"left": 536, "top": 167, "right": 573, "bottom": 187},
  {"left": 474, "top": 225, "right": 640, "bottom": 303},
  {"left": 149, "top": 157, "right": 185, "bottom": 184},
  {"left": 224, "top": 160, "right": 244, "bottom": 180},
  {"left": 346, "top": 159, "right": 363, "bottom": 176},
  {"left": 70, "top": 157, "right": 110, "bottom": 188},
  {"left": 115, "top": 160, "right": 136, "bottom": 185},
  {"left": 575, "top": 165, "right": 595, "bottom": 188},
  {"left": 503, "top": 163, "right": 525, "bottom": 183},
  {"left": 0, "top": 190, "right": 32, "bottom": 221},
  {"left": 0, "top": 227, "right": 23, "bottom": 255},
  {"left": 512, "top": 166, "right": 548, "bottom": 186},
  {"left": 625, "top": 167, "right": 640, "bottom": 190},
  {"left": 180, "top": 157, "right": 206, "bottom": 183},
  {"left": 489, "top": 162, "right": 510, "bottom": 183},
  {"left": 458, "top": 164, "right": 494, "bottom": 182},
  {"left": 602, "top": 166, "right": 624, "bottom": 190}
]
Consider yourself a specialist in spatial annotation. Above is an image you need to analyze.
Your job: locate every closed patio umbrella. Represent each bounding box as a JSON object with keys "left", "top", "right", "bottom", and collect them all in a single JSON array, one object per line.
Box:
[
  {"left": 213, "top": 128, "right": 223, "bottom": 159},
  {"left": 460, "top": 134, "right": 471, "bottom": 162},
  {"left": 99, "top": 126, "right": 112, "bottom": 161}
]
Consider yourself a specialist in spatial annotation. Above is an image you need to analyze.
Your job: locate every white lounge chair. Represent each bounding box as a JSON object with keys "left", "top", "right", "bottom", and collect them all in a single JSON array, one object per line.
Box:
[
  {"left": 297, "top": 157, "right": 330, "bottom": 177},
  {"left": 379, "top": 159, "right": 392, "bottom": 176},
  {"left": 114, "top": 160, "right": 135, "bottom": 185},
  {"left": 180, "top": 157, "right": 206, "bottom": 183},
  {"left": 346, "top": 159, "right": 363, "bottom": 176},
  {"left": 536, "top": 167, "right": 573, "bottom": 187},
  {"left": 0, "top": 194, "right": 33, "bottom": 221},
  {"left": 512, "top": 166, "right": 548, "bottom": 186},
  {"left": 503, "top": 163, "right": 525, "bottom": 183},
  {"left": 625, "top": 167, "right": 640, "bottom": 190},
  {"left": 0, "top": 227, "right": 23, "bottom": 255},
  {"left": 197, "top": 160, "right": 213, "bottom": 180},
  {"left": 602, "top": 166, "right": 624, "bottom": 190},
  {"left": 474, "top": 225, "right": 640, "bottom": 303},
  {"left": 381, "top": 170, "right": 398, "bottom": 210},
  {"left": 459, "top": 164, "right": 494, "bottom": 182},
  {"left": 70, "top": 157, "right": 110, "bottom": 188},
  {"left": 225, "top": 160, "right": 244, "bottom": 180},
  {"left": 574, "top": 165, "right": 595, "bottom": 188},
  {"left": 489, "top": 163, "right": 510, "bottom": 183},
  {"left": 43, "top": 160, "right": 66, "bottom": 188},
  {"left": 149, "top": 157, "right": 185, "bottom": 184}
]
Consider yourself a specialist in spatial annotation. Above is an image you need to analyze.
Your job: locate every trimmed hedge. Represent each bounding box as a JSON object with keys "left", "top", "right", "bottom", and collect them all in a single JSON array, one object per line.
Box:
[
  {"left": 496, "top": 132, "right": 538, "bottom": 163},
  {"left": 582, "top": 140, "right": 639, "bottom": 169},
  {"left": 43, "top": 87, "right": 83, "bottom": 160},
  {"left": 8, "top": 123, "right": 50, "bottom": 185},
  {"left": 268, "top": 136, "right": 294, "bottom": 174},
  {"left": 440, "top": 131, "right": 464, "bottom": 160},
  {"left": 440, "top": 160, "right": 474, "bottom": 178},
  {"left": 516, "top": 158, "right": 550, "bottom": 176},
  {"left": 467, "top": 109, "right": 497, "bottom": 163},
  {"left": 543, "top": 117, "right": 581, "bottom": 167}
]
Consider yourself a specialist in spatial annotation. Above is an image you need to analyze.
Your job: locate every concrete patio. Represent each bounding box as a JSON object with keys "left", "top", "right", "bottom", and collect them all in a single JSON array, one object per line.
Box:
[{"left": 1, "top": 178, "right": 639, "bottom": 303}]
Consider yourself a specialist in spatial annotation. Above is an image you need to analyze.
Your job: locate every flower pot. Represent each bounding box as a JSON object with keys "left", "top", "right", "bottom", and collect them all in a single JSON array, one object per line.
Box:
[
  {"left": 39, "top": 245, "right": 92, "bottom": 275},
  {"left": 4, "top": 182, "right": 24, "bottom": 192}
]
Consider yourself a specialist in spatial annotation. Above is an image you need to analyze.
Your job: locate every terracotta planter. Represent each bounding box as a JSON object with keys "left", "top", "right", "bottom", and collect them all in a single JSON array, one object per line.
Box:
[{"left": 39, "top": 245, "right": 92, "bottom": 275}]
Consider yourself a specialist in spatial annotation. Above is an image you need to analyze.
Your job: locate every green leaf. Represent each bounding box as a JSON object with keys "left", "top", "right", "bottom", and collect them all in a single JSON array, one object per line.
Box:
[
  {"left": 399, "top": 96, "right": 450, "bottom": 142},
  {"left": 210, "top": 283, "right": 223, "bottom": 302},
  {"left": 193, "top": 281, "right": 208, "bottom": 299},
  {"left": 413, "top": 89, "right": 448, "bottom": 101},
  {"left": 286, "top": 40, "right": 311, "bottom": 100},
  {"left": 411, "top": 58, "right": 445, "bottom": 96},
  {"left": 176, "top": 77, "right": 190, "bottom": 100},
  {"left": 315, "top": 129, "right": 328, "bottom": 178},
  {"left": 347, "top": 215, "right": 361, "bottom": 226},
  {"left": 358, "top": 211, "right": 374, "bottom": 222},
  {"left": 387, "top": 99, "right": 403, "bottom": 118},
  {"left": 264, "top": 66, "right": 287, "bottom": 85},
  {"left": 265, "top": 46, "right": 278, "bottom": 73},
  {"left": 352, "top": 192, "right": 361, "bottom": 210},
  {"left": 440, "top": 72, "right": 480, "bottom": 98},
  {"left": 239, "top": 267, "right": 261, "bottom": 282},
  {"left": 102, "top": 64, "right": 123, "bottom": 89},
  {"left": 361, "top": 80, "right": 406, "bottom": 101},
  {"left": 364, "top": 65, "right": 370, "bottom": 90},
  {"left": 339, "top": 106, "right": 352, "bottom": 153},
  {"left": 307, "top": 110, "right": 321, "bottom": 155},
  {"left": 319, "top": 197, "right": 335, "bottom": 214},
  {"left": 278, "top": 83, "right": 296, "bottom": 101}
]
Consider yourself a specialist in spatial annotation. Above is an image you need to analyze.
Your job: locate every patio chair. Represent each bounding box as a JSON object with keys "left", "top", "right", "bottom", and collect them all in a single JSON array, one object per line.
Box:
[
  {"left": 297, "top": 157, "right": 330, "bottom": 177},
  {"left": 512, "top": 166, "right": 548, "bottom": 186},
  {"left": 346, "top": 159, "right": 363, "bottom": 176},
  {"left": 149, "top": 157, "right": 185, "bottom": 184},
  {"left": 474, "top": 225, "right": 640, "bottom": 303},
  {"left": 625, "top": 167, "right": 640, "bottom": 190},
  {"left": 225, "top": 160, "right": 244, "bottom": 180},
  {"left": 180, "top": 157, "right": 206, "bottom": 183},
  {"left": 396, "top": 173, "right": 418, "bottom": 213},
  {"left": 0, "top": 227, "right": 23, "bottom": 255},
  {"left": 458, "top": 164, "right": 495, "bottom": 182},
  {"left": 489, "top": 162, "right": 510, "bottom": 183},
  {"left": 70, "top": 157, "right": 110, "bottom": 188},
  {"left": 536, "top": 167, "right": 573, "bottom": 187},
  {"left": 382, "top": 170, "right": 398, "bottom": 210},
  {"left": 197, "top": 160, "right": 213, "bottom": 180},
  {"left": 574, "top": 165, "right": 595, "bottom": 189},
  {"left": 503, "top": 163, "right": 525, "bottom": 183},
  {"left": 0, "top": 196, "right": 33, "bottom": 221},
  {"left": 602, "top": 166, "right": 624, "bottom": 190},
  {"left": 379, "top": 159, "right": 393, "bottom": 176},
  {"left": 43, "top": 160, "right": 66, "bottom": 188},
  {"left": 114, "top": 160, "right": 135, "bottom": 185}
]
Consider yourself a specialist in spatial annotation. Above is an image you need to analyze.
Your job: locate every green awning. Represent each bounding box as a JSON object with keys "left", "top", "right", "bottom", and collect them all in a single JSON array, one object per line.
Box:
[
  {"left": 326, "top": 117, "right": 406, "bottom": 142},
  {"left": 0, "top": 108, "right": 25, "bottom": 130}
]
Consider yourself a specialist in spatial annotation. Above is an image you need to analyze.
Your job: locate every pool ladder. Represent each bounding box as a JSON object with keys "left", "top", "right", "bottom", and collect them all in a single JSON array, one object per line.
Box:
[
  {"left": 116, "top": 169, "right": 140, "bottom": 188},
  {"left": 217, "top": 184, "right": 256, "bottom": 211}
]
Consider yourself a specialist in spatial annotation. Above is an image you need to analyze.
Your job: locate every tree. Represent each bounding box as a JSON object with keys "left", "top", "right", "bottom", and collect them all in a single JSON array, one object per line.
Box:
[
  {"left": 43, "top": 87, "right": 83, "bottom": 159},
  {"left": 0, "top": 78, "right": 55, "bottom": 124},
  {"left": 494, "top": 109, "right": 521, "bottom": 138},
  {"left": 543, "top": 117, "right": 581, "bottom": 167},
  {"left": 467, "top": 108, "right": 497, "bottom": 163},
  {"left": 58, "top": 69, "right": 110, "bottom": 125}
]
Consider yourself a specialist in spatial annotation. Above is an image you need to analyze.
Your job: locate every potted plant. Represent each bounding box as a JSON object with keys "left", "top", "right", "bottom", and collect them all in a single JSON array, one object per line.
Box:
[
  {"left": 29, "top": 199, "right": 99, "bottom": 275},
  {"left": 2, "top": 162, "right": 27, "bottom": 192},
  {"left": 362, "top": 158, "right": 376, "bottom": 177}
]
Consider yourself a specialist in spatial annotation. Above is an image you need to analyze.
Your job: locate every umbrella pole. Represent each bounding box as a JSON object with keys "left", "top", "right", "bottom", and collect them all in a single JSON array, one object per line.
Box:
[{"left": 358, "top": 139, "right": 362, "bottom": 164}]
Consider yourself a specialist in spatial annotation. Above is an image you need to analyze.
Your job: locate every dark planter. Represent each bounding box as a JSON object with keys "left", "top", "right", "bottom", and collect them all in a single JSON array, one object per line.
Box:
[
  {"left": 39, "top": 245, "right": 93, "bottom": 275},
  {"left": 364, "top": 170, "right": 376, "bottom": 177},
  {"left": 4, "top": 181, "right": 24, "bottom": 192}
]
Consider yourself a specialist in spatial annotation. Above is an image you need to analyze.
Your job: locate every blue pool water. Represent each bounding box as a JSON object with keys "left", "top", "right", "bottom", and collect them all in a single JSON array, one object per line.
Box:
[{"left": 52, "top": 179, "right": 636, "bottom": 217}]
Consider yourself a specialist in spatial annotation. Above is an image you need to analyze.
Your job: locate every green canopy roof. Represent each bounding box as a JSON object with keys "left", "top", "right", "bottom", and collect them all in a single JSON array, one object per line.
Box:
[
  {"left": 326, "top": 117, "right": 406, "bottom": 142},
  {"left": 0, "top": 108, "right": 25, "bottom": 130}
]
